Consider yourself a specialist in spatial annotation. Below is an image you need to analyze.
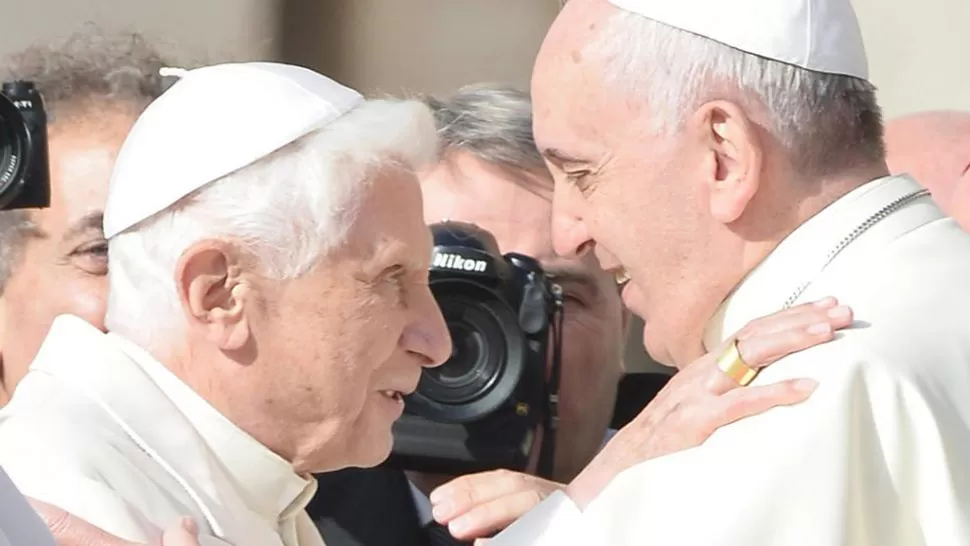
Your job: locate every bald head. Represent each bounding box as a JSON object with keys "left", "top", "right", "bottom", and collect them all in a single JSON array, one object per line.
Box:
[{"left": 885, "top": 111, "right": 970, "bottom": 230}]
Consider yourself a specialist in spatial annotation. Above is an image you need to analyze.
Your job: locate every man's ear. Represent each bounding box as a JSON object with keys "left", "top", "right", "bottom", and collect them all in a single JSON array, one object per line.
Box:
[
  {"left": 175, "top": 241, "right": 252, "bottom": 351},
  {"left": 690, "top": 100, "right": 763, "bottom": 224}
]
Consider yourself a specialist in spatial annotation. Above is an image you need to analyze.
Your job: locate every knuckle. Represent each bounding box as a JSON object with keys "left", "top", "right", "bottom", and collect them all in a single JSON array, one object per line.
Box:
[
  {"left": 735, "top": 324, "right": 755, "bottom": 340},
  {"left": 735, "top": 338, "right": 761, "bottom": 363},
  {"left": 42, "top": 508, "right": 72, "bottom": 538},
  {"left": 527, "top": 487, "right": 546, "bottom": 507}
]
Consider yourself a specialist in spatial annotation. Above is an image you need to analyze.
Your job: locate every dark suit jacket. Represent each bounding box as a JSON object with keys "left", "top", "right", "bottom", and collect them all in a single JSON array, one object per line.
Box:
[{"left": 309, "top": 466, "right": 426, "bottom": 546}]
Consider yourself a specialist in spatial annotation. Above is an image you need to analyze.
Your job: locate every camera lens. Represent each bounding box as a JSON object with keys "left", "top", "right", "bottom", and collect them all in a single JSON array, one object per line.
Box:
[
  {"left": 408, "top": 279, "right": 528, "bottom": 423},
  {"left": 0, "top": 93, "right": 29, "bottom": 200},
  {"left": 422, "top": 297, "right": 506, "bottom": 404}
]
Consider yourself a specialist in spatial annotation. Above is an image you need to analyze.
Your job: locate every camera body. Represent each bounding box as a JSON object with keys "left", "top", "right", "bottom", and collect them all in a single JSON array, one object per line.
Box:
[
  {"left": 0, "top": 81, "right": 51, "bottom": 210},
  {"left": 386, "top": 222, "right": 562, "bottom": 476}
]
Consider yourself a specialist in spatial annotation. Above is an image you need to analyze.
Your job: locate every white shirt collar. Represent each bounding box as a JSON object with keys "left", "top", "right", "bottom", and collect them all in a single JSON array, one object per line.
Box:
[
  {"left": 702, "top": 174, "right": 926, "bottom": 350},
  {"left": 105, "top": 333, "right": 318, "bottom": 525}
]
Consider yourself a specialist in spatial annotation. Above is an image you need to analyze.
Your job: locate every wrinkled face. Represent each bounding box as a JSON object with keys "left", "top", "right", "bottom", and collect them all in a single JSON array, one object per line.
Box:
[
  {"left": 247, "top": 168, "right": 451, "bottom": 471},
  {"left": 0, "top": 114, "right": 135, "bottom": 404},
  {"left": 421, "top": 152, "right": 626, "bottom": 482},
  {"left": 532, "top": 0, "right": 729, "bottom": 367}
]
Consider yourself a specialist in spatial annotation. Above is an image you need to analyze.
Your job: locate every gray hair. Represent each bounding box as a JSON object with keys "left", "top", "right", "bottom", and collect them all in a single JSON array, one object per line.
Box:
[
  {"left": 0, "top": 27, "right": 172, "bottom": 293},
  {"left": 1, "top": 25, "right": 171, "bottom": 122},
  {"left": 104, "top": 99, "right": 438, "bottom": 351},
  {"left": 587, "top": 11, "right": 886, "bottom": 177},
  {"left": 424, "top": 84, "right": 546, "bottom": 176}
]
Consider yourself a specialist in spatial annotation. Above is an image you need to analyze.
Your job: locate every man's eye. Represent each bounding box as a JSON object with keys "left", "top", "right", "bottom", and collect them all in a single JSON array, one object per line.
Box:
[
  {"left": 563, "top": 292, "right": 587, "bottom": 308},
  {"left": 69, "top": 240, "right": 109, "bottom": 275},
  {"left": 73, "top": 241, "right": 108, "bottom": 258},
  {"left": 383, "top": 265, "right": 406, "bottom": 281},
  {"left": 564, "top": 170, "right": 589, "bottom": 183}
]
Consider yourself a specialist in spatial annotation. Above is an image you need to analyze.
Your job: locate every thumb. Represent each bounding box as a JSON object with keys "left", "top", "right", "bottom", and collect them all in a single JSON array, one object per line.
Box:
[
  {"left": 161, "top": 518, "right": 200, "bottom": 546},
  {"left": 28, "top": 499, "right": 138, "bottom": 546}
]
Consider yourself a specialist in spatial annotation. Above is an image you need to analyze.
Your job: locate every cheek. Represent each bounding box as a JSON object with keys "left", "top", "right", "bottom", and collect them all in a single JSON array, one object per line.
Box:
[
  {"left": 7, "top": 275, "right": 106, "bottom": 329},
  {"left": 556, "top": 314, "right": 621, "bottom": 407},
  {"left": 341, "top": 295, "right": 408, "bottom": 387},
  {"left": 2, "top": 276, "right": 106, "bottom": 385},
  {"left": 61, "top": 279, "right": 108, "bottom": 330}
]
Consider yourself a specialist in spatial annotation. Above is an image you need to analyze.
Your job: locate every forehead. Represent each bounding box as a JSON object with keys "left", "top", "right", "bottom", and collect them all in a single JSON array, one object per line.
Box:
[
  {"left": 349, "top": 166, "right": 430, "bottom": 256},
  {"left": 531, "top": 0, "right": 622, "bottom": 158},
  {"left": 420, "top": 154, "right": 554, "bottom": 260},
  {"left": 32, "top": 115, "right": 136, "bottom": 234}
]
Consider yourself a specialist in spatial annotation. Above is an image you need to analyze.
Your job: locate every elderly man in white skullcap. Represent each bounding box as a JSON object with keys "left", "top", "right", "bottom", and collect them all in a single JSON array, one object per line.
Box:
[
  {"left": 426, "top": 0, "right": 970, "bottom": 544},
  {"left": 0, "top": 62, "right": 454, "bottom": 546}
]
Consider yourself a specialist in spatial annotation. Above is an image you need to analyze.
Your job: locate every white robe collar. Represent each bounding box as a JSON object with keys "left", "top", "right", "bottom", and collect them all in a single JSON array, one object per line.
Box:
[
  {"left": 106, "top": 333, "right": 317, "bottom": 523},
  {"left": 28, "top": 316, "right": 316, "bottom": 544},
  {"left": 702, "top": 174, "right": 933, "bottom": 350}
]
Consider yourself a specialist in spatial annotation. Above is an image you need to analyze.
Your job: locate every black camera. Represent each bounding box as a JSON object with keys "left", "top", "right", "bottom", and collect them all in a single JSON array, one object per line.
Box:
[
  {"left": 0, "top": 81, "right": 51, "bottom": 211},
  {"left": 386, "top": 222, "right": 564, "bottom": 476}
]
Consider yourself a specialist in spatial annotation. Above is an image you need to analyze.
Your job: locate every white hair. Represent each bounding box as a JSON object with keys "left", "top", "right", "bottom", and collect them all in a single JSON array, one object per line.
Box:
[
  {"left": 586, "top": 10, "right": 885, "bottom": 175},
  {"left": 104, "top": 99, "right": 438, "bottom": 352}
]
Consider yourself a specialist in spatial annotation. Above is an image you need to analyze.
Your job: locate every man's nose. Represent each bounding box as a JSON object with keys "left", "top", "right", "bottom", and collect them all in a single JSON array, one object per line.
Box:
[
  {"left": 402, "top": 291, "right": 453, "bottom": 368},
  {"left": 551, "top": 208, "right": 593, "bottom": 260}
]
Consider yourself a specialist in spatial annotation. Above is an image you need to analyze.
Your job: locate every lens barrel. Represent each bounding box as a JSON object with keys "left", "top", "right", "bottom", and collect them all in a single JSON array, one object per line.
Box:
[
  {"left": 0, "top": 91, "right": 31, "bottom": 204},
  {"left": 407, "top": 278, "right": 528, "bottom": 424}
]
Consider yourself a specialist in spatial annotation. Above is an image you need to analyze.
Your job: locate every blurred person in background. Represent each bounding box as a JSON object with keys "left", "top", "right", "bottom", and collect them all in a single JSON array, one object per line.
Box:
[
  {"left": 884, "top": 110, "right": 970, "bottom": 230},
  {"left": 0, "top": 28, "right": 197, "bottom": 546},
  {"left": 0, "top": 29, "right": 170, "bottom": 406}
]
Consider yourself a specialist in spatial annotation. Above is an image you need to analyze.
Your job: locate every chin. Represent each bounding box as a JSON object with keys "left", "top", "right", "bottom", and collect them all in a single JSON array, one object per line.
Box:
[
  {"left": 354, "top": 432, "right": 395, "bottom": 468},
  {"left": 350, "top": 417, "right": 397, "bottom": 468},
  {"left": 641, "top": 323, "right": 676, "bottom": 368}
]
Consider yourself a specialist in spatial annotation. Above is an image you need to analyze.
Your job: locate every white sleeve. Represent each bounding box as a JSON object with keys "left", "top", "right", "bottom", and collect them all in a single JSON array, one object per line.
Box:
[
  {"left": 580, "top": 344, "right": 969, "bottom": 546},
  {"left": 488, "top": 491, "right": 587, "bottom": 546},
  {"left": 0, "top": 418, "right": 162, "bottom": 544},
  {"left": 494, "top": 341, "right": 970, "bottom": 545}
]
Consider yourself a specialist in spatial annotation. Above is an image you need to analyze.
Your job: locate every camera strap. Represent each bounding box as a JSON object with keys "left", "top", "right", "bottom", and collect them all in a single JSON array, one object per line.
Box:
[{"left": 535, "top": 290, "right": 565, "bottom": 480}]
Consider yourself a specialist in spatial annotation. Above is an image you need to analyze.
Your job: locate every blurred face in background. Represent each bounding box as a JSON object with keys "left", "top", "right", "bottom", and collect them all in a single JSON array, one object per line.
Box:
[
  {"left": 0, "top": 111, "right": 137, "bottom": 404},
  {"left": 884, "top": 111, "right": 970, "bottom": 230},
  {"left": 420, "top": 150, "right": 627, "bottom": 482}
]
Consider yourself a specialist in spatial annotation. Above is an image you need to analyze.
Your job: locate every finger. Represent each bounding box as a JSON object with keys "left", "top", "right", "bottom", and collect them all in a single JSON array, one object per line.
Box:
[
  {"left": 739, "top": 313, "right": 848, "bottom": 370},
  {"left": 711, "top": 378, "right": 818, "bottom": 429},
  {"left": 29, "top": 499, "right": 138, "bottom": 546},
  {"left": 447, "top": 490, "right": 549, "bottom": 541},
  {"left": 161, "top": 518, "right": 200, "bottom": 546},
  {"left": 734, "top": 298, "right": 838, "bottom": 339},
  {"left": 736, "top": 301, "right": 853, "bottom": 341},
  {"left": 706, "top": 320, "right": 838, "bottom": 395},
  {"left": 430, "top": 470, "right": 532, "bottom": 523}
]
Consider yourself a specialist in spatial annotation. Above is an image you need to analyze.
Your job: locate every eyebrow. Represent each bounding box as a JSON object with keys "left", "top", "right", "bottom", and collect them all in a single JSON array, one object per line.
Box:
[
  {"left": 541, "top": 148, "right": 590, "bottom": 167},
  {"left": 61, "top": 211, "right": 105, "bottom": 242}
]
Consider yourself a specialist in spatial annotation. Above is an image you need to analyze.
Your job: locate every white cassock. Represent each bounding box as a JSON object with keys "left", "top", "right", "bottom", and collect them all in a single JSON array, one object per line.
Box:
[
  {"left": 0, "top": 317, "right": 326, "bottom": 546},
  {"left": 492, "top": 174, "right": 970, "bottom": 545}
]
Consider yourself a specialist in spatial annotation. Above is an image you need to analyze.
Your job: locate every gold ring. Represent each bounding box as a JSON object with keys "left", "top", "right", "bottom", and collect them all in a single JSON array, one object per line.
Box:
[{"left": 716, "top": 340, "right": 757, "bottom": 386}]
